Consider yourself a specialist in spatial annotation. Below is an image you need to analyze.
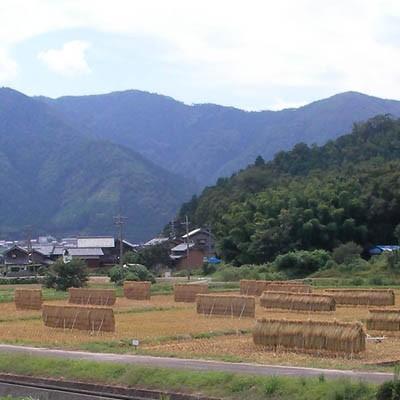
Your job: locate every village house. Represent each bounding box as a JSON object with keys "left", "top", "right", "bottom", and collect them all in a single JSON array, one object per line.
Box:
[
  {"left": 170, "top": 228, "right": 215, "bottom": 270},
  {"left": 2, "top": 245, "right": 52, "bottom": 277},
  {"left": 51, "top": 236, "right": 138, "bottom": 268},
  {"left": 0, "top": 235, "right": 138, "bottom": 275}
]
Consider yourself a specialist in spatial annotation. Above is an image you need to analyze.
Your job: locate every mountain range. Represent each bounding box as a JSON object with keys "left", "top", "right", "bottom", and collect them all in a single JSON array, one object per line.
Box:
[
  {"left": 41, "top": 90, "right": 400, "bottom": 186},
  {"left": 1, "top": 87, "right": 400, "bottom": 240},
  {"left": 0, "top": 88, "right": 194, "bottom": 240}
]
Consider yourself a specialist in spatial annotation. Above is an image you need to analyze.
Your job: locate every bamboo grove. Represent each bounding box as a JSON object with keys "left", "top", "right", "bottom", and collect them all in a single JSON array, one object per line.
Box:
[{"left": 176, "top": 116, "right": 400, "bottom": 266}]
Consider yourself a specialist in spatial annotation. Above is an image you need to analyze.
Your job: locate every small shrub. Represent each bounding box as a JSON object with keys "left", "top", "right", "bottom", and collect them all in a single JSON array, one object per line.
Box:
[
  {"left": 202, "top": 263, "right": 217, "bottom": 275},
  {"left": 264, "top": 376, "right": 280, "bottom": 395},
  {"left": 109, "top": 264, "right": 155, "bottom": 285},
  {"left": 332, "top": 242, "right": 363, "bottom": 264},
  {"left": 369, "top": 276, "right": 384, "bottom": 286},
  {"left": 375, "top": 380, "right": 400, "bottom": 400},
  {"left": 350, "top": 277, "right": 364, "bottom": 286}
]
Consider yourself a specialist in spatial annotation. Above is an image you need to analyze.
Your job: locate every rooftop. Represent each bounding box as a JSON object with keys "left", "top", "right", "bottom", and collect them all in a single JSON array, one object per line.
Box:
[
  {"left": 77, "top": 237, "right": 115, "bottom": 248},
  {"left": 171, "top": 242, "right": 195, "bottom": 252},
  {"left": 52, "top": 247, "right": 104, "bottom": 257},
  {"left": 144, "top": 237, "right": 169, "bottom": 246}
]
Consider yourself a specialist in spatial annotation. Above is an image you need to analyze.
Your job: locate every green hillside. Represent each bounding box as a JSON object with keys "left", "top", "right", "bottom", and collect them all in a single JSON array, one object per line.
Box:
[
  {"left": 176, "top": 115, "right": 400, "bottom": 264},
  {"left": 0, "top": 88, "right": 194, "bottom": 240}
]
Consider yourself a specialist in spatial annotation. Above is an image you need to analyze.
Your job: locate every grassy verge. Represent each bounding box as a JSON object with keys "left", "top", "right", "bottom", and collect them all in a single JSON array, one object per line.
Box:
[{"left": 0, "top": 353, "right": 378, "bottom": 400}]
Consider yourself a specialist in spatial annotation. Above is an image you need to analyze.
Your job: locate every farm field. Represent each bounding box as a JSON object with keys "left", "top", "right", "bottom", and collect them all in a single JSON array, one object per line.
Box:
[{"left": 1, "top": 284, "right": 400, "bottom": 371}]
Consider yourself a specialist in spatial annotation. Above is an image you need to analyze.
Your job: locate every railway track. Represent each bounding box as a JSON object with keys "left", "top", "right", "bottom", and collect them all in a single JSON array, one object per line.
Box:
[{"left": 0, "top": 374, "right": 218, "bottom": 400}]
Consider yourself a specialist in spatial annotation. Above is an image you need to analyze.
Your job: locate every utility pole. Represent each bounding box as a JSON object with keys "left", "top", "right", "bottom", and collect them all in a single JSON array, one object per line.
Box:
[
  {"left": 114, "top": 215, "right": 127, "bottom": 267},
  {"left": 170, "top": 220, "right": 176, "bottom": 239},
  {"left": 26, "top": 225, "right": 32, "bottom": 264},
  {"left": 182, "top": 215, "right": 191, "bottom": 280},
  {"left": 207, "top": 223, "right": 212, "bottom": 257}
]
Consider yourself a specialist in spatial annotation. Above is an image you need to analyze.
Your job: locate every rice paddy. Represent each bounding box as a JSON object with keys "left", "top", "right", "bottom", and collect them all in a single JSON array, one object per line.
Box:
[{"left": 1, "top": 284, "right": 400, "bottom": 370}]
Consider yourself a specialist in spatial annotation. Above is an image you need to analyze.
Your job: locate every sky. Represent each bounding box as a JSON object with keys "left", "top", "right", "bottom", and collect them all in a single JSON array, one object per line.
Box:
[{"left": 1, "top": 0, "right": 400, "bottom": 110}]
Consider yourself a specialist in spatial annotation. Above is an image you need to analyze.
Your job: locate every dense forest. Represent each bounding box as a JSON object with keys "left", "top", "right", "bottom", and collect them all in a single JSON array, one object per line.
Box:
[{"left": 175, "top": 115, "right": 400, "bottom": 265}]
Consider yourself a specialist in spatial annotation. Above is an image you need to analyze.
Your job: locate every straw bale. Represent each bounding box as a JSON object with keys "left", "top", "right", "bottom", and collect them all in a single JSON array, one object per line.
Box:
[
  {"left": 123, "top": 281, "right": 151, "bottom": 300},
  {"left": 42, "top": 304, "right": 115, "bottom": 332},
  {"left": 325, "top": 289, "right": 395, "bottom": 306},
  {"left": 14, "top": 289, "right": 42, "bottom": 310},
  {"left": 68, "top": 288, "right": 116, "bottom": 306},
  {"left": 366, "top": 308, "right": 400, "bottom": 331},
  {"left": 174, "top": 283, "right": 208, "bottom": 302},
  {"left": 260, "top": 291, "right": 335, "bottom": 312},
  {"left": 196, "top": 294, "right": 255, "bottom": 318},
  {"left": 264, "top": 282, "right": 312, "bottom": 293},
  {"left": 253, "top": 318, "right": 366, "bottom": 354},
  {"left": 240, "top": 280, "right": 270, "bottom": 296}
]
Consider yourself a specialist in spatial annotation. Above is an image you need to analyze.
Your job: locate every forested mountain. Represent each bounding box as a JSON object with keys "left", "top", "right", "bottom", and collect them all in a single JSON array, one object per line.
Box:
[
  {"left": 41, "top": 91, "right": 400, "bottom": 186},
  {"left": 3, "top": 86, "right": 400, "bottom": 242},
  {"left": 0, "top": 88, "right": 194, "bottom": 240},
  {"left": 175, "top": 116, "right": 400, "bottom": 265}
]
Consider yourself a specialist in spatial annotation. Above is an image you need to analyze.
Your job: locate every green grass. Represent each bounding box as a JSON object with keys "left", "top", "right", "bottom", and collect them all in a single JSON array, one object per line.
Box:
[
  {"left": 0, "top": 353, "right": 379, "bottom": 399},
  {"left": 0, "top": 280, "right": 241, "bottom": 304},
  {"left": 0, "top": 397, "right": 33, "bottom": 400}
]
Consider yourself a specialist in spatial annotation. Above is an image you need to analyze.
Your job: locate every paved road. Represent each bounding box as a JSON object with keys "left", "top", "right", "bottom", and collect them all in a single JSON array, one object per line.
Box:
[{"left": 0, "top": 344, "right": 393, "bottom": 384}]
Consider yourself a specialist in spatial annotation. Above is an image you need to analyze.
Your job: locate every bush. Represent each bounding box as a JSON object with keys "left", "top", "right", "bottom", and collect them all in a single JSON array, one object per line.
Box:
[
  {"left": 202, "top": 263, "right": 217, "bottom": 275},
  {"left": 212, "top": 264, "right": 286, "bottom": 282},
  {"left": 369, "top": 276, "right": 384, "bottom": 286},
  {"left": 332, "top": 242, "right": 363, "bottom": 264},
  {"left": 42, "top": 258, "right": 88, "bottom": 291},
  {"left": 272, "top": 250, "right": 331, "bottom": 278},
  {"left": 0, "top": 277, "right": 43, "bottom": 285},
  {"left": 109, "top": 264, "right": 155, "bottom": 285},
  {"left": 350, "top": 277, "right": 364, "bottom": 286},
  {"left": 376, "top": 379, "right": 400, "bottom": 400}
]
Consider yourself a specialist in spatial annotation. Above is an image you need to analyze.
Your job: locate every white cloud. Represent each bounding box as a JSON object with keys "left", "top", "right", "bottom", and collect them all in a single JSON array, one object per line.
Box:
[
  {"left": 1, "top": 0, "right": 400, "bottom": 104},
  {"left": 0, "top": 48, "right": 17, "bottom": 83},
  {"left": 268, "top": 99, "right": 308, "bottom": 111},
  {"left": 37, "top": 41, "right": 91, "bottom": 76}
]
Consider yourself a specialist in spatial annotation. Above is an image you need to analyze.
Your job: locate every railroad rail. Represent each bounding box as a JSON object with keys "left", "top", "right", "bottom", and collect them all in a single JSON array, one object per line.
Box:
[{"left": 0, "top": 373, "right": 219, "bottom": 400}]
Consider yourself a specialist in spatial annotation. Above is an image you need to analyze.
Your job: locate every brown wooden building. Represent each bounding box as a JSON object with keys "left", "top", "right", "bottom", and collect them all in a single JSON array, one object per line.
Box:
[{"left": 170, "top": 228, "right": 215, "bottom": 270}]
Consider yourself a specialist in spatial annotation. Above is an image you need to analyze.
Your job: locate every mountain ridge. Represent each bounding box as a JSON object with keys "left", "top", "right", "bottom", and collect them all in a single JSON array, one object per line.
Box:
[
  {"left": 38, "top": 89, "right": 400, "bottom": 186},
  {"left": 0, "top": 88, "right": 195, "bottom": 240}
]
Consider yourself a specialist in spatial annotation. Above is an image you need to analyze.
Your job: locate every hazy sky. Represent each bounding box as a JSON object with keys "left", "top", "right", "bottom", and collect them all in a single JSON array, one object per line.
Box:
[{"left": 1, "top": 0, "right": 400, "bottom": 110}]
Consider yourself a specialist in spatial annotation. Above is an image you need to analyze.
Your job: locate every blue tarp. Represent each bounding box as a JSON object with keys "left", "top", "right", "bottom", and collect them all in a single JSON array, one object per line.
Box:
[
  {"left": 207, "top": 256, "right": 221, "bottom": 264},
  {"left": 369, "top": 245, "right": 400, "bottom": 255}
]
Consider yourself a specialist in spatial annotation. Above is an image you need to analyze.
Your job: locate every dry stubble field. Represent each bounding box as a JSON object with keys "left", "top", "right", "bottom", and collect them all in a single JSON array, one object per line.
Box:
[{"left": 1, "top": 288, "right": 400, "bottom": 370}]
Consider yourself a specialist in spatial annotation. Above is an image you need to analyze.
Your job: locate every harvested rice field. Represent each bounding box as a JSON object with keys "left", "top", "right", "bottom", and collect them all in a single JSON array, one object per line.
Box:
[{"left": 1, "top": 287, "right": 400, "bottom": 370}]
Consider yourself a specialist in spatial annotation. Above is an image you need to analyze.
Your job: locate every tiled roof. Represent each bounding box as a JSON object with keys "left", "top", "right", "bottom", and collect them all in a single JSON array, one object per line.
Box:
[
  {"left": 171, "top": 242, "right": 195, "bottom": 252},
  {"left": 77, "top": 237, "right": 115, "bottom": 248},
  {"left": 52, "top": 247, "right": 104, "bottom": 257}
]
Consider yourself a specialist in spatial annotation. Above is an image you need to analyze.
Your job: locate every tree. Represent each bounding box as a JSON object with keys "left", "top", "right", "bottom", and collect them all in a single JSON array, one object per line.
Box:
[
  {"left": 254, "top": 155, "right": 265, "bottom": 167},
  {"left": 128, "top": 244, "right": 173, "bottom": 271},
  {"left": 43, "top": 258, "right": 88, "bottom": 291},
  {"left": 395, "top": 224, "right": 400, "bottom": 244}
]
